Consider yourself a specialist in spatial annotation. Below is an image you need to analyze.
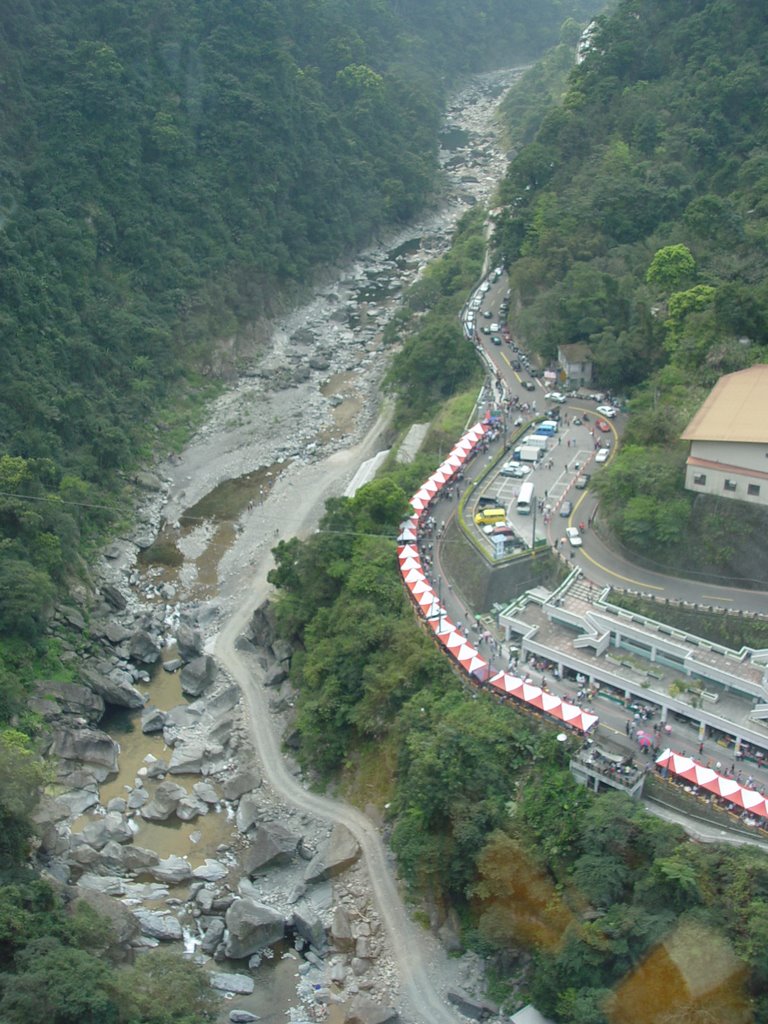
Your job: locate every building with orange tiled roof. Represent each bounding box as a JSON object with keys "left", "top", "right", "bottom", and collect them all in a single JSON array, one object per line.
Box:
[{"left": 682, "top": 365, "right": 768, "bottom": 506}]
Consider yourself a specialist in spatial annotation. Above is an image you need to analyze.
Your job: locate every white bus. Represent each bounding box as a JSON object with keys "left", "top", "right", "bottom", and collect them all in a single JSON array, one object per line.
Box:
[{"left": 516, "top": 481, "right": 535, "bottom": 515}]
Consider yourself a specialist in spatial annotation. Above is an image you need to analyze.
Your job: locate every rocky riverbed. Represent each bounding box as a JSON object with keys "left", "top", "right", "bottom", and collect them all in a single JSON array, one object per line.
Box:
[{"left": 34, "top": 68, "right": 524, "bottom": 1024}]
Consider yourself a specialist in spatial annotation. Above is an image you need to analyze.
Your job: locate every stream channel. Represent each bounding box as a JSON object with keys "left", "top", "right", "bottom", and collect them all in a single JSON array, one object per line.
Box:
[{"left": 81, "top": 66, "right": 524, "bottom": 1024}]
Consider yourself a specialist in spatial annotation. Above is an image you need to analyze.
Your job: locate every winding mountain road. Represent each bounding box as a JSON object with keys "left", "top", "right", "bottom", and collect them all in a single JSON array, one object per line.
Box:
[{"left": 214, "top": 408, "right": 463, "bottom": 1024}]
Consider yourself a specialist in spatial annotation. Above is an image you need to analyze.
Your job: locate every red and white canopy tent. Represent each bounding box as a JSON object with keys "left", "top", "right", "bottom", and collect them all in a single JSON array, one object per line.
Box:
[
  {"left": 488, "top": 671, "right": 599, "bottom": 733},
  {"left": 394, "top": 420, "right": 600, "bottom": 736},
  {"left": 655, "top": 749, "right": 768, "bottom": 819}
]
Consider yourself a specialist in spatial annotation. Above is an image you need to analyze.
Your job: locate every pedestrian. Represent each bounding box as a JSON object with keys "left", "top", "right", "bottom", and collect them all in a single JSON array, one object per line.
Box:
[{"left": 698, "top": 742, "right": 704, "bottom": 755}]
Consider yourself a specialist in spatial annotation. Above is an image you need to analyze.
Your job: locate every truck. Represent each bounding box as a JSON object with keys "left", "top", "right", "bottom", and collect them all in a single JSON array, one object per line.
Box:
[
  {"left": 513, "top": 444, "right": 544, "bottom": 463},
  {"left": 523, "top": 433, "right": 550, "bottom": 450}
]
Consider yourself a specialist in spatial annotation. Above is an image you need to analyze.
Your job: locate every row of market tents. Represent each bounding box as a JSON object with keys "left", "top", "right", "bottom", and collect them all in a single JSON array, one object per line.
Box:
[
  {"left": 398, "top": 419, "right": 599, "bottom": 736},
  {"left": 656, "top": 748, "right": 768, "bottom": 819}
]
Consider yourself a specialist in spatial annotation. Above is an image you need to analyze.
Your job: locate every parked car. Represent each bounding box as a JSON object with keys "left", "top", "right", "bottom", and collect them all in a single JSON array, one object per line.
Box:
[
  {"left": 474, "top": 507, "right": 506, "bottom": 526},
  {"left": 595, "top": 448, "right": 610, "bottom": 463},
  {"left": 575, "top": 474, "right": 590, "bottom": 489},
  {"left": 500, "top": 461, "right": 531, "bottom": 478},
  {"left": 566, "top": 526, "right": 583, "bottom": 547},
  {"left": 559, "top": 500, "right": 573, "bottom": 517},
  {"left": 596, "top": 404, "right": 618, "bottom": 418},
  {"left": 595, "top": 418, "right": 611, "bottom": 433},
  {"left": 477, "top": 495, "right": 503, "bottom": 508}
]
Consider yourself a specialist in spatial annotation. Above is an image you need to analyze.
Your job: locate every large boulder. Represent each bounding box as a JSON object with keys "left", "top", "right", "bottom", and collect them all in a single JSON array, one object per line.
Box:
[
  {"left": 101, "top": 584, "right": 128, "bottom": 611},
  {"left": 168, "top": 735, "right": 206, "bottom": 775},
  {"left": 331, "top": 906, "right": 355, "bottom": 952},
  {"left": 30, "top": 680, "right": 105, "bottom": 724},
  {"left": 224, "top": 898, "right": 285, "bottom": 959},
  {"left": 222, "top": 766, "right": 261, "bottom": 802},
  {"left": 50, "top": 727, "right": 119, "bottom": 781},
  {"left": 150, "top": 855, "right": 193, "bottom": 885},
  {"left": 122, "top": 846, "right": 160, "bottom": 873},
  {"left": 291, "top": 903, "right": 325, "bottom": 949},
  {"left": 264, "top": 664, "right": 289, "bottom": 688},
  {"left": 134, "top": 910, "right": 183, "bottom": 942},
  {"left": 193, "top": 782, "right": 219, "bottom": 804},
  {"left": 192, "top": 859, "right": 228, "bottom": 882},
  {"left": 162, "top": 705, "right": 202, "bottom": 745},
  {"left": 141, "top": 781, "right": 188, "bottom": 821},
  {"left": 72, "top": 889, "right": 139, "bottom": 956},
  {"left": 141, "top": 706, "right": 167, "bottom": 733},
  {"left": 345, "top": 996, "right": 399, "bottom": 1024},
  {"left": 52, "top": 787, "right": 100, "bottom": 818},
  {"left": 210, "top": 973, "right": 254, "bottom": 995},
  {"left": 180, "top": 656, "right": 216, "bottom": 697},
  {"left": 304, "top": 824, "right": 361, "bottom": 883},
  {"left": 200, "top": 917, "right": 226, "bottom": 955},
  {"left": 80, "top": 665, "right": 145, "bottom": 709},
  {"left": 175, "top": 625, "right": 204, "bottom": 663},
  {"left": 248, "top": 601, "right": 278, "bottom": 649},
  {"left": 176, "top": 795, "right": 209, "bottom": 821},
  {"left": 129, "top": 630, "right": 162, "bottom": 665},
  {"left": 194, "top": 685, "right": 239, "bottom": 719},
  {"left": 80, "top": 813, "right": 133, "bottom": 851},
  {"left": 236, "top": 793, "right": 262, "bottom": 834},
  {"left": 103, "top": 621, "right": 132, "bottom": 644},
  {"left": 241, "top": 823, "right": 299, "bottom": 874},
  {"left": 272, "top": 639, "right": 294, "bottom": 664}
]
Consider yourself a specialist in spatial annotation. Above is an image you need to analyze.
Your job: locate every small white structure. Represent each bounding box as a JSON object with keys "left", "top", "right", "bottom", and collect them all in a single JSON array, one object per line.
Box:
[
  {"left": 511, "top": 1006, "right": 556, "bottom": 1024},
  {"left": 682, "top": 365, "right": 768, "bottom": 507}
]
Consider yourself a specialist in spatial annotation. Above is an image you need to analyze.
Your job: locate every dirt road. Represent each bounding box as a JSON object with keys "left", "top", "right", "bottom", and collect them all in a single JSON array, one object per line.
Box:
[{"left": 214, "top": 407, "right": 463, "bottom": 1024}]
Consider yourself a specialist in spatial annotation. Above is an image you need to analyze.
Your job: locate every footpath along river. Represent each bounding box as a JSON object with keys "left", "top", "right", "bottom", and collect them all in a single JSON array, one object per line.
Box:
[{"left": 92, "top": 66, "right": 526, "bottom": 1024}]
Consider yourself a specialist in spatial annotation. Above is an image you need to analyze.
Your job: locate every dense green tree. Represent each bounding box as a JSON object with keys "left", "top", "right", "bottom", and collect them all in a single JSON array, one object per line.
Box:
[{"left": 0, "top": 937, "right": 120, "bottom": 1024}]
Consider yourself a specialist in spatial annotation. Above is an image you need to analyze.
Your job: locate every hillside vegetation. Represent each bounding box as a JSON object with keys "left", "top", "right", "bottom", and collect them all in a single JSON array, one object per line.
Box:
[
  {"left": 269, "top": 3, "right": 768, "bottom": 1023},
  {"left": 0, "top": 2, "right": 604, "bottom": 1019},
  {"left": 493, "top": 0, "right": 768, "bottom": 571},
  {"left": 0, "top": 0, "right": 590, "bottom": 688}
]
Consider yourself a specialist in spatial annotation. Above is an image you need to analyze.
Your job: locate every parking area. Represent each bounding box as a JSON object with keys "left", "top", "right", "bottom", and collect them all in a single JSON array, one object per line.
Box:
[{"left": 469, "top": 411, "right": 615, "bottom": 552}]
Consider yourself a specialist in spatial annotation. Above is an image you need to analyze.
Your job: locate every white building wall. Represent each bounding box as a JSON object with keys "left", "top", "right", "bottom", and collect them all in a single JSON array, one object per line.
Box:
[
  {"left": 692, "top": 439, "right": 768, "bottom": 472},
  {"left": 686, "top": 440, "right": 768, "bottom": 508}
]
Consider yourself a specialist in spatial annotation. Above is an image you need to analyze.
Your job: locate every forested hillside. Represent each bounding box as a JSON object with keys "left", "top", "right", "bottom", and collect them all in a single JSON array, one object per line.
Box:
[
  {"left": 0, "top": 4, "right": 604, "bottom": 1021},
  {"left": 0, "top": 0, "right": 591, "bottom": 668},
  {"left": 493, "top": 0, "right": 768, "bottom": 568}
]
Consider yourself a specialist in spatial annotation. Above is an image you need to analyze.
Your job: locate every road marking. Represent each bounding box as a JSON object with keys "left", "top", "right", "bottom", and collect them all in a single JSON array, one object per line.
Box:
[
  {"left": 579, "top": 548, "right": 665, "bottom": 590},
  {"left": 702, "top": 594, "right": 733, "bottom": 602}
]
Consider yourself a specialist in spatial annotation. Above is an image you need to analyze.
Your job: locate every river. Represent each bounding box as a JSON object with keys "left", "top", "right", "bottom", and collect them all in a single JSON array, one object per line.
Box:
[{"left": 87, "top": 66, "right": 526, "bottom": 1024}]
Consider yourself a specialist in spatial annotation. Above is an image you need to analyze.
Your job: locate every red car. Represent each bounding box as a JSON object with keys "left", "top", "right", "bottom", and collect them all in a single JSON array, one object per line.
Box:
[{"left": 596, "top": 418, "right": 611, "bottom": 433}]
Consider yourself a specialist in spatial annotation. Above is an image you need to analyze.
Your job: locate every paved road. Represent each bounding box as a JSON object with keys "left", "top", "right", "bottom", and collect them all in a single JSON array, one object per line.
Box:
[{"left": 471, "top": 277, "right": 768, "bottom": 611}]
